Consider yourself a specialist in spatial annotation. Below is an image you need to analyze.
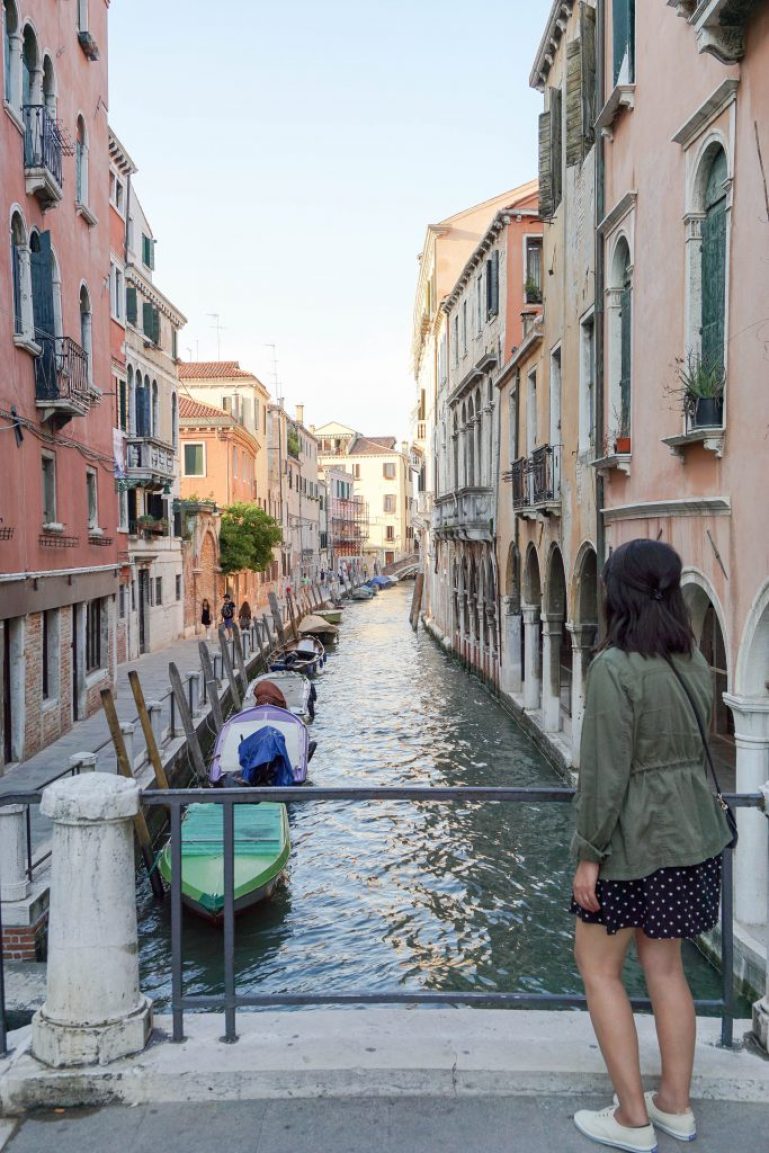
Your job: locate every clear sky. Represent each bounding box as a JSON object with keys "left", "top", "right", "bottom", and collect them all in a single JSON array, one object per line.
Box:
[{"left": 109, "top": 0, "right": 550, "bottom": 440}]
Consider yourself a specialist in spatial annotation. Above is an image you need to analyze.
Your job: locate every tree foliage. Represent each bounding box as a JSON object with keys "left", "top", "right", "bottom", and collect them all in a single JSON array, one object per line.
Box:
[{"left": 218, "top": 503, "right": 282, "bottom": 575}]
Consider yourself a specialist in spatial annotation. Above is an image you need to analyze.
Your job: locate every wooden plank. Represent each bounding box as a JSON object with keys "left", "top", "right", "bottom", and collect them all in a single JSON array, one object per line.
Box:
[
  {"left": 199, "top": 641, "right": 224, "bottom": 733},
  {"left": 218, "top": 625, "right": 242, "bottom": 710},
  {"left": 100, "top": 688, "right": 164, "bottom": 899},
  {"left": 168, "top": 663, "right": 208, "bottom": 783},
  {"left": 128, "top": 670, "right": 170, "bottom": 791},
  {"left": 268, "top": 592, "right": 286, "bottom": 645}
]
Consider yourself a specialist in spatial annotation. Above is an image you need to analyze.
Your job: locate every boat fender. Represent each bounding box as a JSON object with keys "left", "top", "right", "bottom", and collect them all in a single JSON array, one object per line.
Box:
[
  {"left": 310, "top": 683, "right": 317, "bottom": 702},
  {"left": 308, "top": 740, "right": 318, "bottom": 763},
  {"left": 308, "top": 695, "right": 315, "bottom": 720}
]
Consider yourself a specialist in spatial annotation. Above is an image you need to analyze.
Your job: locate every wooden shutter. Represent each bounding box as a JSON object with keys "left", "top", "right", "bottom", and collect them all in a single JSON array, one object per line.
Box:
[
  {"left": 701, "top": 157, "right": 727, "bottom": 373},
  {"left": 538, "top": 111, "right": 554, "bottom": 219},
  {"left": 565, "top": 40, "right": 583, "bottom": 168},
  {"left": 619, "top": 283, "right": 632, "bottom": 433},
  {"left": 126, "top": 285, "right": 137, "bottom": 325},
  {"left": 490, "top": 250, "right": 499, "bottom": 316},
  {"left": 550, "top": 88, "right": 563, "bottom": 212},
  {"left": 581, "top": 3, "right": 597, "bottom": 150},
  {"left": 31, "top": 232, "right": 56, "bottom": 398},
  {"left": 152, "top": 307, "right": 161, "bottom": 346}
]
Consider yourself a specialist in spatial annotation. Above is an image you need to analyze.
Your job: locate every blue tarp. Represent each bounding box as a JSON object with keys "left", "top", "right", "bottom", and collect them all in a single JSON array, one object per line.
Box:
[
  {"left": 368, "top": 575, "right": 394, "bottom": 587},
  {"left": 238, "top": 725, "right": 295, "bottom": 787}
]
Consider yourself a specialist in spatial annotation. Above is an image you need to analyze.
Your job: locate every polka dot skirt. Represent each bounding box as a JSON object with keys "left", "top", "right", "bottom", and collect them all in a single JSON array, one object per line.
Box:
[{"left": 570, "top": 854, "right": 723, "bottom": 938}]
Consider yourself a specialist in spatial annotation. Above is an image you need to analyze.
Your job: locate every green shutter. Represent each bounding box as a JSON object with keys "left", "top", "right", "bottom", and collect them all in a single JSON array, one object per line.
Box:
[
  {"left": 701, "top": 154, "right": 727, "bottom": 375},
  {"left": 565, "top": 40, "right": 583, "bottom": 168},
  {"left": 538, "top": 111, "right": 554, "bottom": 219},
  {"left": 143, "top": 301, "right": 154, "bottom": 337},
  {"left": 581, "top": 3, "right": 597, "bottom": 149},
  {"left": 619, "top": 282, "right": 632, "bottom": 434},
  {"left": 612, "top": 0, "right": 635, "bottom": 85},
  {"left": 152, "top": 307, "right": 161, "bottom": 346},
  {"left": 550, "top": 87, "right": 563, "bottom": 212},
  {"left": 126, "top": 285, "right": 137, "bottom": 325}
]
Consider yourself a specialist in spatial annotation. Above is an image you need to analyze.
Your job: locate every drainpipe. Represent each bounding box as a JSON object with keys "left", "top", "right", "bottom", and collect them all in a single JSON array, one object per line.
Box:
[{"left": 594, "top": 0, "right": 607, "bottom": 584}]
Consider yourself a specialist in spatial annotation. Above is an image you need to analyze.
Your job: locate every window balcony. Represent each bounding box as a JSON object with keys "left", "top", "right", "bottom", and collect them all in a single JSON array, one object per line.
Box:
[
  {"left": 433, "top": 487, "right": 494, "bottom": 540},
  {"left": 34, "top": 335, "right": 91, "bottom": 424},
  {"left": 125, "top": 436, "right": 176, "bottom": 489},
  {"left": 511, "top": 445, "right": 562, "bottom": 517},
  {"left": 23, "top": 105, "right": 66, "bottom": 208}
]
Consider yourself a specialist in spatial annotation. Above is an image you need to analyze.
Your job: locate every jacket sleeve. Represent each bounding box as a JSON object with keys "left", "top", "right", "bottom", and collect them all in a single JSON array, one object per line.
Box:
[{"left": 572, "top": 654, "right": 634, "bottom": 864}]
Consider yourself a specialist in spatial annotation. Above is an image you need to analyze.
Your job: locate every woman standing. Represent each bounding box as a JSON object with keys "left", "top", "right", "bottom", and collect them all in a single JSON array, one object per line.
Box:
[
  {"left": 200, "top": 598, "right": 212, "bottom": 640},
  {"left": 238, "top": 600, "right": 252, "bottom": 633},
  {"left": 571, "top": 539, "right": 732, "bottom": 1153}
]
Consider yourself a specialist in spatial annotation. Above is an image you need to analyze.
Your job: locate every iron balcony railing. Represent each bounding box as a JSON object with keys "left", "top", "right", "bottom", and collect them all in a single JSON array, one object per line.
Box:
[
  {"left": 34, "top": 335, "right": 90, "bottom": 413},
  {"left": 511, "top": 446, "right": 562, "bottom": 510},
  {"left": 22, "top": 104, "right": 64, "bottom": 188}
]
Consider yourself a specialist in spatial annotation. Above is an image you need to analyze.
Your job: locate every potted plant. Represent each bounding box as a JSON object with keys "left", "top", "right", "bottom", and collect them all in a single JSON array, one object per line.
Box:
[
  {"left": 524, "top": 277, "right": 542, "bottom": 305},
  {"left": 675, "top": 352, "right": 725, "bottom": 428}
]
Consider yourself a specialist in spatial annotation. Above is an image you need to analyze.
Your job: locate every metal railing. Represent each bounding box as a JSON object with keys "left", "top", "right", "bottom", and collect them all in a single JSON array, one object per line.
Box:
[
  {"left": 139, "top": 784, "right": 764, "bottom": 1050},
  {"left": 22, "top": 104, "right": 63, "bottom": 187},
  {"left": 511, "top": 458, "right": 527, "bottom": 509},
  {"left": 511, "top": 446, "right": 562, "bottom": 509},
  {"left": 34, "top": 335, "right": 90, "bottom": 411}
]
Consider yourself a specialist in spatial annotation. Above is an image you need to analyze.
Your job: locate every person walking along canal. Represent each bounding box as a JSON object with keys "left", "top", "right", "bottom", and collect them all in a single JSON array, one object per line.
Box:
[{"left": 570, "top": 540, "right": 733, "bottom": 1152}]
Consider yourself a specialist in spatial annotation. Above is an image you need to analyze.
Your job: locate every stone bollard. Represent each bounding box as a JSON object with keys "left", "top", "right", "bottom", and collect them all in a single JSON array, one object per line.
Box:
[
  {"left": 186, "top": 670, "right": 200, "bottom": 715},
  {"left": 69, "top": 752, "right": 97, "bottom": 774},
  {"left": 120, "top": 722, "right": 136, "bottom": 771},
  {"left": 242, "top": 630, "right": 251, "bottom": 659},
  {"left": 31, "top": 774, "right": 152, "bottom": 1067},
  {"left": 147, "top": 701, "right": 163, "bottom": 749},
  {"left": 752, "top": 780, "right": 769, "bottom": 1052},
  {"left": 0, "top": 805, "right": 29, "bottom": 903}
]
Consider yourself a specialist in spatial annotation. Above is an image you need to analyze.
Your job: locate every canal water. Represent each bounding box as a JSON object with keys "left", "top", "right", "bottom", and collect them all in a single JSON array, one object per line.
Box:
[{"left": 137, "top": 583, "right": 733, "bottom": 1012}]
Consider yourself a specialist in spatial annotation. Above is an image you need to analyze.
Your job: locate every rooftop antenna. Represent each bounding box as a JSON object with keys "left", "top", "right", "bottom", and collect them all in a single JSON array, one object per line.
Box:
[
  {"left": 264, "top": 343, "right": 282, "bottom": 403},
  {"left": 207, "top": 313, "right": 227, "bottom": 359}
]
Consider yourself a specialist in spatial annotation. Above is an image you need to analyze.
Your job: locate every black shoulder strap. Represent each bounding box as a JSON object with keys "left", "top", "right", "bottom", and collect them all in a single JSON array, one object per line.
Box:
[{"left": 664, "top": 655, "right": 725, "bottom": 797}]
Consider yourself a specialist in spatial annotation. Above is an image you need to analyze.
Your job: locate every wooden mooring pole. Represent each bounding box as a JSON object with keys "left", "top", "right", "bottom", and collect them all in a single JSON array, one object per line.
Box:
[
  {"left": 127, "top": 670, "right": 170, "bottom": 791},
  {"left": 199, "top": 642, "right": 224, "bottom": 733},
  {"left": 268, "top": 592, "right": 287, "bottom": 646},
  {"left": 218, "top": 626, "right": 242, "bottom": 710},
  {"left": 100, "top": 687, "right": 164, "bottom": 898},
  {"left": 168, "top": 662, "right": 208, "bottom": 783},
  {"left": 409, "top": 572, "right": 424, "bottom": 632}
]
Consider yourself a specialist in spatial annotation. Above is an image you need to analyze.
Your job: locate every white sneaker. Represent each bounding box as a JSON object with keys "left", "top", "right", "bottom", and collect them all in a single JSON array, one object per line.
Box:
[
  {"left": 574, "top": 1106, "right": 658, "bottom": 1152},
  {"left": 644, "top": 1091, "right": 696, "bottom": 1141}
]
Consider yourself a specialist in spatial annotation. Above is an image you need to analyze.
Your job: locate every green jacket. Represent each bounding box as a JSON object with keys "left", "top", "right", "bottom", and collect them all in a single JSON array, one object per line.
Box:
[{"left": 572, "top": 646, "right": 732, "bottom": 881}]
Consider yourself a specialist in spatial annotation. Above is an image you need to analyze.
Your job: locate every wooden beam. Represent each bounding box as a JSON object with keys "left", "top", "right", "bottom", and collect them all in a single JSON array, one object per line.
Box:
[
  {"left": 168, "top": 663, "right": 208, "bottom": 783},
  {"left": 127, "top": 670, "right": 170, "bottom": 791},
  {"left": 199, "top": 642, "right": 224, "bottom": 733}
]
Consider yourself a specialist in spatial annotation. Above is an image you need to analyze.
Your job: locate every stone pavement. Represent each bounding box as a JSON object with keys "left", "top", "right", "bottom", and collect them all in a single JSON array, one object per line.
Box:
[{"left": 2, "top": 1094, "right": 769, "bottom": 1153}]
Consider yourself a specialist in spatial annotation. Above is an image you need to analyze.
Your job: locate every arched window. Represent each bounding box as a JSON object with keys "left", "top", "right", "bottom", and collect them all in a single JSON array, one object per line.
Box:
[
  {"left": 171, "top": 392, "right": 178, "bottom": 450},
  {"left": 79, "top": 285, "right": 92, "bottom": 386},
  {"left": 135, "top": 370, "right": 149, "bottom": 436},
  {"left": 51, "top": 246, "right": 63, "bottom": 340},
  {"left": 75, "top": 115, "right": 88, "bottom": 205},
  {"left": 608, "top": 236, "right": 632, "bottom": 445},
  {"left": 127, "top": 364, "right": 135, "bottom": 434},
  {"left": 466, "top": 397, "right": 475, "bottom": 486},
  {"left": 701, "top": 148, "right": 728, "bottom": 376},
  {"left": 10, "top": 210, "right": 30, "bottom": 337},
  {"left": 42, "top": 53, "right": 54, "bottom": 116},
  {"left": 21, "top": 23, "right": 38, "bottom": 106},
  {"left": 3, "top": 1, "right": 20, "bottom": 109}
]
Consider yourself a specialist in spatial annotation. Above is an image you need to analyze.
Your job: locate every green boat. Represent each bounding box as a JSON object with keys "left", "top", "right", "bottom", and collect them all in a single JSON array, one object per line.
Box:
[
  {"left": 316, "top": 607, "right": 343, "bottom": 625},
  {"left": 158, "top": 802, "right": 290, "bottom": 923}
]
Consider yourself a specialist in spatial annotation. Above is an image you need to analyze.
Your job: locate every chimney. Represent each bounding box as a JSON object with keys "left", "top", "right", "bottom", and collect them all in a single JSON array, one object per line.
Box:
[{"left": 296, "top": 403, "right": 304, "bottom": 425}]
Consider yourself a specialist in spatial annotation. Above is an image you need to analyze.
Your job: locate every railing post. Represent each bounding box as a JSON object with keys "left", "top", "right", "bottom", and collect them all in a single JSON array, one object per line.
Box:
[
  {"left": 186, "top": 670, "right": 200, "bottom": 716},
  {"left": 69, "top": 751, "right": 97, "bottom": 774},
  {"left": 0, "top": 805, "right": 30, "bottom": 903},
  {"left": 147, "top": 701, "right": 163, "bottom": 749},
  {"left": 120, "top": 722, "right": 135, "bottom": 771}
]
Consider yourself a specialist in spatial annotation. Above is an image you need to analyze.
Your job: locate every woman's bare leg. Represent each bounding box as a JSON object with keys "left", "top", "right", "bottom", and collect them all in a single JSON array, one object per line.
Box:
[
  {"left": 574, "top": 920, "right": 648, "bottom": 1127},
  {"left": 635, "top": 931, "right": 695, "bottom": 1113}
]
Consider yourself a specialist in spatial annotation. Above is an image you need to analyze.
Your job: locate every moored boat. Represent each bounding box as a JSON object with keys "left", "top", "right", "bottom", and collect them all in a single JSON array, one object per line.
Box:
[
  {"left": 351, "top": 586, "right": 374, "bottom": 601},
  {"left": 268, "top": 635, "right": 325, "bottom": 674},
  {"left": 209, "top": 703, "right": 313, "bottom": 785},
  {"left": 315, "top": 607, "right": 343, "bottom": 625},
  {"left": 298, "top": 614, "right": 339, "bottom": 645},
  {"left": 157, "top": 802, "right": 289, "bottom": 923},
  {"left": 242, "top": 671, "right": 316, "bottom": 719}
]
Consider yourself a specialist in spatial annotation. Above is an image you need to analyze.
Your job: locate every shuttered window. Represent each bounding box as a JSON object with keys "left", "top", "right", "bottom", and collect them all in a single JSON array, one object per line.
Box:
[
  {"left": 612, "top": 0, "right": 635, "bottom": 85},
  {"left": 551, "top": 87, "right": 563, "bottom": 212},
  {"left": 126, "top": 285, "right": 137, "bottom": 325},
  {"left": 566, "top": 8, "right": 596, "bottom": 168},
  {"left": 486, "top": 250, "right": 499, "bottom": 318},
  {"left": 701, "top": 149, "right": 727, "bottom": 374},
  {"left": 619, "top": 271, "right": 632, "bottom": 434},
  {"left": 142, "top": 302, "right": 160, "bottom": 344},
  {"left": 538, "top": 111, "right": 553, "bottom": 219},
  {"left": 141, "top": 232, "right": 155, "bottom": 269}
]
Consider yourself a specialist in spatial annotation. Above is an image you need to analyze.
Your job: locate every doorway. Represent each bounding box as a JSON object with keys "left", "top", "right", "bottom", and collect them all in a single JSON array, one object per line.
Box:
[
  {"left": 71, "top": 604, "right": 79, "bottom": 722},
  {"left": 2, "top": 621, "right": 11, "bottom": 764},
  {"left": 138, "top": 569, "right": 150, "bottom": 654}
]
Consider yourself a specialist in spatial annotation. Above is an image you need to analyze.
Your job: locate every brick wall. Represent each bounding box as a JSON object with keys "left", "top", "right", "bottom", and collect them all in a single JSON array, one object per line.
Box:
[{"left": 2, "top": 919, "right": 46, "bottom": 962}]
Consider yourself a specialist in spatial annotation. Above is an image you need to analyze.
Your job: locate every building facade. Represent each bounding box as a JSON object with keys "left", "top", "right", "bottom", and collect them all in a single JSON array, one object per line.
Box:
[
  {"left": 315, "top": 423, "right": 412, "bottom": 570},
  {"left": 1, "top": 0, "right": 118, "bottom": 766},
  {"left": 595, "top": 0, "right": 769, "bottom": 981},
  {"left": 320, "top": 463, "right": 368, "bottom": 575},
  {"left": 117, "top": 177, "right": 186, "bottom": 657},
  {"left": 428, "top": 185, "right": 542, "bottom": 688}
]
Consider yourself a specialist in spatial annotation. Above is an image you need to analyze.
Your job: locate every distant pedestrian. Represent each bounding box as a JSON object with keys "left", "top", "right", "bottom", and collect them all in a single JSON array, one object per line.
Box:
[
  {"left": 201, "top": 598, "right": 212, "bottom": 640},
  {"left": 238, "top": 600, "right": 252, "bottom": 632},
  {"left": 220, "top": 594, "right": 235, "bottom": 631},
  {"left": 320, "top": 569, "right": 326, "bottom": 584},
  {"left": 570, "top": 539, "right": 732, "bottom": 1152}
]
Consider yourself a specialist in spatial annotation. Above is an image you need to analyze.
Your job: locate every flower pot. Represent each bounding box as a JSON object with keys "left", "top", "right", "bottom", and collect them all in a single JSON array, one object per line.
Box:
[
  {"left": 614, "top": 435, "right": 631, "bottom": 454},
  {"left": 692, "top": 396, "right": 723, "bottom": 428}
]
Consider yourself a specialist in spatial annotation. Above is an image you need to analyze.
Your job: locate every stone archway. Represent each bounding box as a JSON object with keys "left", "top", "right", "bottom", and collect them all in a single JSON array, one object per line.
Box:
[
  {"left": 542, "top": 546, "right": 568, "bottom": 733},
  {"left": 499, "top": 543, "right": 523, "bottom": 696},
  {"left": 569, "top": 543, "right": 599, "bottom": 765}
]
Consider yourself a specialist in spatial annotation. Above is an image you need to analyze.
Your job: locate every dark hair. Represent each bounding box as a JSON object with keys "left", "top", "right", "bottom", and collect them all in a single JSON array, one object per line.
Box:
[{"left": 602, "top": 539, "right": 694, "bottom": 658}]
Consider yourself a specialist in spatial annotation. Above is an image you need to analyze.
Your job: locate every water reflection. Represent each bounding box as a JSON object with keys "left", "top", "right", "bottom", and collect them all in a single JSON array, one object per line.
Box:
[{"left": 138, "top": 584, "right": 735, "bottom": 1012}]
